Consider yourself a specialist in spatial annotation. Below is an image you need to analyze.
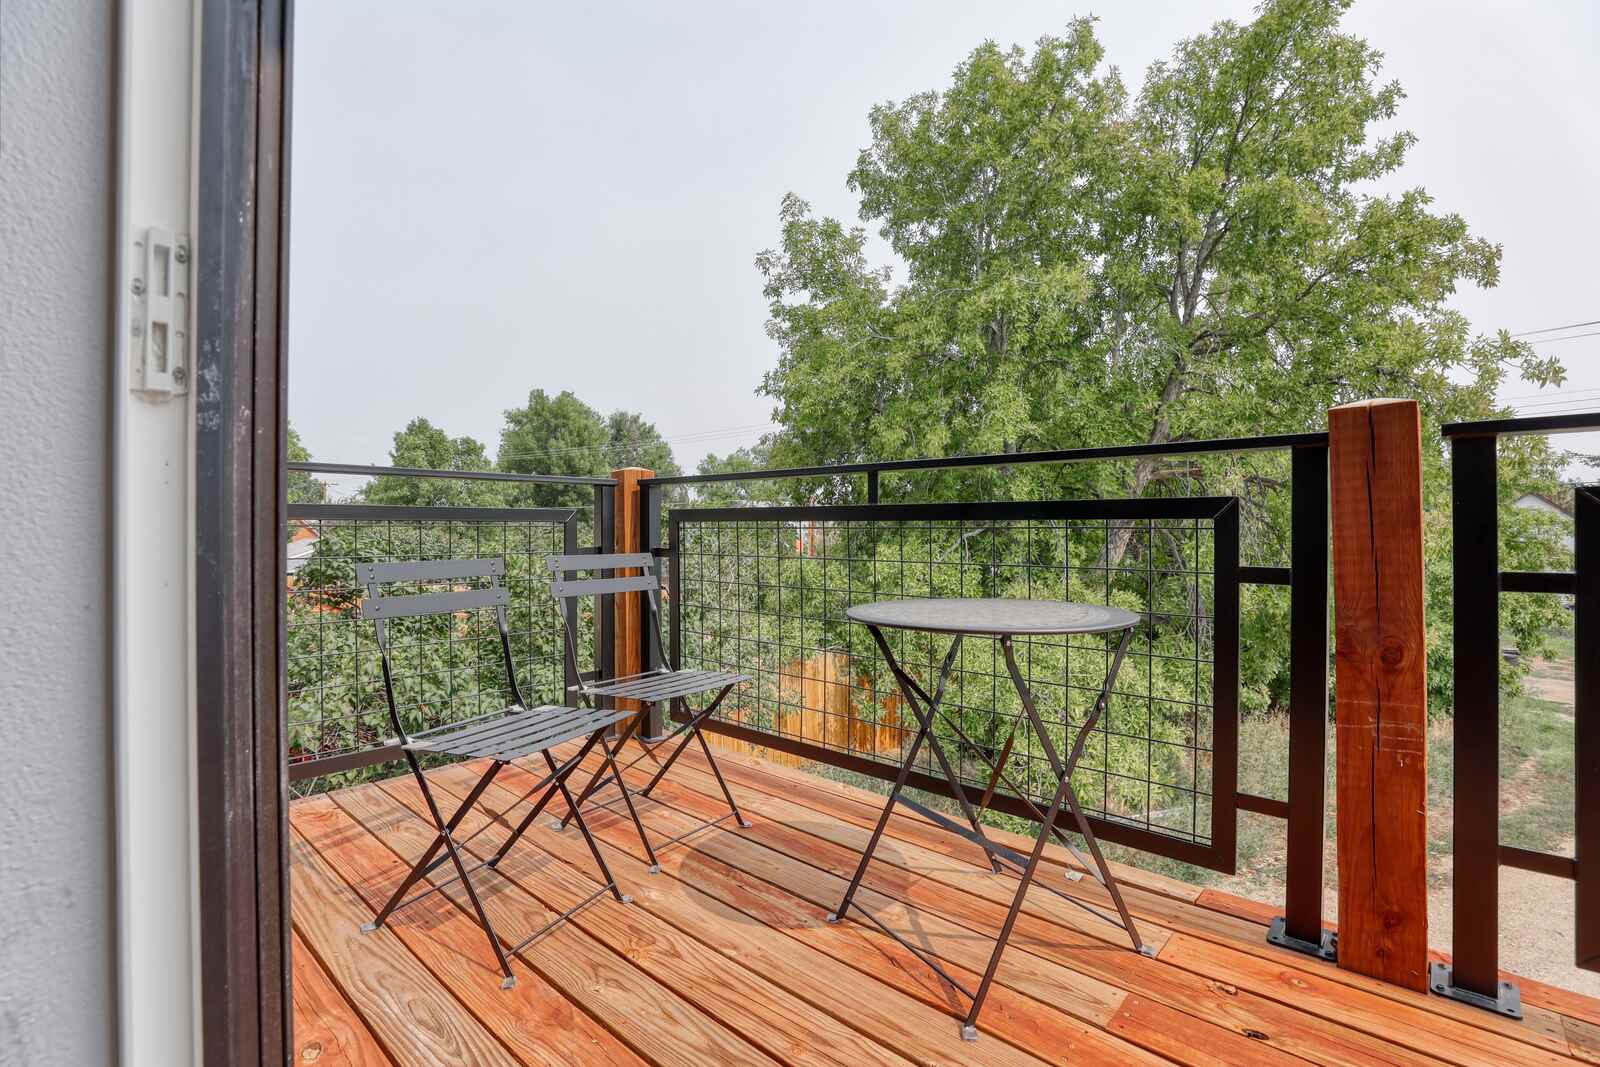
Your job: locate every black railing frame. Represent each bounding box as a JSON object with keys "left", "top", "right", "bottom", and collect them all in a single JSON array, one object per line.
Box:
[{"left": 1436, "top": 412, "right": 1600, "bottom": 1013}]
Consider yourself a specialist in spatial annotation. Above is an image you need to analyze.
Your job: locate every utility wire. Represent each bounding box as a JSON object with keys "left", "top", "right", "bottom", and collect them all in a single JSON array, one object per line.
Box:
[{"left": 1513, "top": 319, "right": 1600, "bottom": 337}]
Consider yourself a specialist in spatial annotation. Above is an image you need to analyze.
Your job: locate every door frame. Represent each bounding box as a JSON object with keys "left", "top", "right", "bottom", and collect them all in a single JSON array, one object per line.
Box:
[{"left": 193, "top": 0, "right": 293, "bottom": 1061}]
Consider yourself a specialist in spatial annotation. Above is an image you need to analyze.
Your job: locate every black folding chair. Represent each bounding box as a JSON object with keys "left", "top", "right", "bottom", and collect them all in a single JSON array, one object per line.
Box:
[
  {"left": 355, "top": 557, "right": 651, "bottom": 990},
  {"left": 546, "top": 551, "right": 751, "bottom": 870}
]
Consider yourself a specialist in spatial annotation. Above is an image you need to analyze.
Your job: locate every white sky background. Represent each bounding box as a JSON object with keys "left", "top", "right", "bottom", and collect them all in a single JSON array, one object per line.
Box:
[{"left": 287, "top": 1, "right": 1600, "bottom": 485}]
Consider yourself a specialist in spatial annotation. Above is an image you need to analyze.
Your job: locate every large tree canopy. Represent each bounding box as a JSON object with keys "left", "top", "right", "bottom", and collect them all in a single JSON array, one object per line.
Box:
[
  {"left": 498, "top": 389, "right": 682, "bottom": 506},
  {"left": 755, "top": 0, "right": 1569, "bottom": 709}
]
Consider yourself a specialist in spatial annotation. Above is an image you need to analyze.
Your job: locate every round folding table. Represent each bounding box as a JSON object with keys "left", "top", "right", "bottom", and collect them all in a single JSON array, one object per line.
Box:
[{"left": 827, "top": 597, "right": 1152, "bottom": 1041}]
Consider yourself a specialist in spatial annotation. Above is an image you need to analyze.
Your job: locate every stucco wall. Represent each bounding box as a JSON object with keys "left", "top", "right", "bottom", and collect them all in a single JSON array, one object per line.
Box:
[{"left": 0, "top": 1, "right": 119, "bottom": 1063}]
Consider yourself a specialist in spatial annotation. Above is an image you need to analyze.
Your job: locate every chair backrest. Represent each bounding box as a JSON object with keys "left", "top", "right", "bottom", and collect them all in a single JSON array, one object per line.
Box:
[
  {"left": 545, "top": 552, "right": 666, "bottom": 691},
  {"left": 358, "top": 557, "right": 523, "bottom": 740}
]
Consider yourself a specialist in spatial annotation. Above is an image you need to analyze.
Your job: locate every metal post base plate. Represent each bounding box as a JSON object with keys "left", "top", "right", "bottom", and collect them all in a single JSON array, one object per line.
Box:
[
  {"left": 1266, "top": 917, "right": 1337, "bottom": 962},
  {"left": 1429, "top": 962, "right": 1522, "bottom": 1019},
  {"left": 500, "top": 974, "right": 517, "bottom": 991},
  {"left": 960, "top": 1024, "right": 979, "bottom": 1042}
]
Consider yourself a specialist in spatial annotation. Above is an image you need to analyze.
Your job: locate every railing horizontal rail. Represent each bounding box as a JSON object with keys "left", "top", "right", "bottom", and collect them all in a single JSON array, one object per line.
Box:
[
  {"left": 289, "top": 503, "right": 578, "bottom": 523},
  {"left": 289, "top": 460, "right": 615, "bottom": 486},
  {"left": 1441, "top": 412, "right": 1600, "bottom": 438},
  {"left": 642, "top": 431, "right": 1329, "bottom": 486}
]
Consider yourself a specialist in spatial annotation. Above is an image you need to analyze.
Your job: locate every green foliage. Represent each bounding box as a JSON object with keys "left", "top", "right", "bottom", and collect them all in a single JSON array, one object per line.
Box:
[
  {"left": 497, "top": 389, "right": 682, "bottom": 507},
  {"left": 692, "top": 443, "right": 783, "bottom": 507},
  {"left": 753, "top": 1, "right": 1570, "bottom": 711},
  {"left": 286, "top": 423, "right": 325, "bottom": 505},
  {"left": 362, "top": 416, "right": 506, "bottom": 508},
  {"left": 497, "top": 389, "right": 611, "bottom": 507}
]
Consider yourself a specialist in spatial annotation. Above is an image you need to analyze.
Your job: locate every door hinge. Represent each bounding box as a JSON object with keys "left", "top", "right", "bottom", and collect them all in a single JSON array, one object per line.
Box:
[{"left": 129, "top": 227, "right": 190, "bottom": 397}]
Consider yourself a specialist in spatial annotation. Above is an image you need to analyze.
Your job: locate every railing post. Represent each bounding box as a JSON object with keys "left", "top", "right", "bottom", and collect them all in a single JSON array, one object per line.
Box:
[
  {"left": 1578, "top": 487, "right": 1600, "bottom": 973},
  {"left": 610, "top": 467, "right": 658, "bottom": 739},
  {"left": 1432, "top": 432, "right": 1518, "bottom": 1011},
  {"left": 1328, "top": 399, "right": 1430, "bottom": 993},
  {"left": 1268, "top": 442, "right": 1335, "bottom": 959}
]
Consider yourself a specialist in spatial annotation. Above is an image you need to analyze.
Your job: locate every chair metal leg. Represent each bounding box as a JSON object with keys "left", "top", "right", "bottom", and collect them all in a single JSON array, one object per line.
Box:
[
  {"left": 365, "top": 757, "right": 503, "bottom": 932},
  {"left": 639, "top": 685, "right": 732, "bottom": 798},
  {"left": 487, "top": 731, "right": 603, "bottom": 868},
  {"left": 553, "top": 729, "right": 628, "bottom": 904},
  {"left": 558, "top": 712, "right": 643, "bottom": 830},
  {"left": 598, "top": 731, "right": 662, "bottom": 871},
  {"left": 377, "top": 752, "right": 517, "bottom": 986},
  {"left": 695, "top": 721, "right": 751, "bottom": 828}
]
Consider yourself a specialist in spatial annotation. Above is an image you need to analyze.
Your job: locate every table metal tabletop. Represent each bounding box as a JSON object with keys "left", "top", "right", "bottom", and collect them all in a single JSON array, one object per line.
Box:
[{"left": 845, "top": 597, "right": 1139, "bottom": 637}]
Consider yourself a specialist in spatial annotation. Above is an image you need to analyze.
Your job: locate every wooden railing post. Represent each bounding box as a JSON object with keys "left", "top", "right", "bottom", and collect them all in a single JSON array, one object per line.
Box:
[
  {"left": 611, "top": 467, "right": 655, "bottom": 737},
  {"left": 1328, "top": 399, "right": 1430, "bottom": 992}
]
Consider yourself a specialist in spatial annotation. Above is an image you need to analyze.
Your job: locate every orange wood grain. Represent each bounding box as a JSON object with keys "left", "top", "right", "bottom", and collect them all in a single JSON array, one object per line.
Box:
[
  {"left": 290, "top": 931, "right": 395, "bottom": 1067},
  {"left": 1328, "top": 399, "right": 1430, "bottom": 992},
  {"left": 290, "top": 797, "right": 649, "bottom": 1067},
  {"left": 611, "top": 466, "right": 652, "bottom": 719}
]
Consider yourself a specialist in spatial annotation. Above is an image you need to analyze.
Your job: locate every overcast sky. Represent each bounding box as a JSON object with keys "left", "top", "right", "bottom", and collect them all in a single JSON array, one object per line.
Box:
[{"left": 287, "top": 0, "right": 1600, "bottom": 483}]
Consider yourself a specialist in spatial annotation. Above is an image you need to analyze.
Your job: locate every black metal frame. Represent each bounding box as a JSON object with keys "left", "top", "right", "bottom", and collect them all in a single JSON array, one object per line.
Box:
[
  {"left": 1435, "top": 412, "right": 1600, "bottom": 1016},
  {"left": 668, "top": 496, "right": 1244, "bottom": 872},
  {"left": 546, "top": 551, "right": 753, "bottom": 869},
  {"left": 354, "top": 557, "right": 642, "bottom": 989}
]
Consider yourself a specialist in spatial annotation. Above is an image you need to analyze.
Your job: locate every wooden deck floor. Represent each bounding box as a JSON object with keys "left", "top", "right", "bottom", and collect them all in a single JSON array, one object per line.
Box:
[{"left": 289, "top": 739, "right": 1600, "bottom": 1067}]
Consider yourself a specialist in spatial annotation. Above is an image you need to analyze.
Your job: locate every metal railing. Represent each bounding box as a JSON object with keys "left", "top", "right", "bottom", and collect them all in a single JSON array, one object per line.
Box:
[
  {"left": 641, "top": 433, "right": 1333, "bottom": 951},
  {"left": 1437, "top": 411, "right": 1600, "bottom": 1012}
]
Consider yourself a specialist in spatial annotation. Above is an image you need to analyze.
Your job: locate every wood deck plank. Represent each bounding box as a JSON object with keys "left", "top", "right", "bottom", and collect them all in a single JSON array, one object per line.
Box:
[
  {"left": 502, "top": 757, "right": 1443, "bottom": 1067},
  {"left": 421, "top": 763, "right": 1166, "bottom": 1067},
  {"left": 290, "top": 836, "right": 523, "bottom": 1067},
  {"left": 336, "top": 780, "right": 911, "bottom": 1067},
  {"left": 290, "top": 741, "right": 1600, "bottom": 1067},
  {"left": 656, "top": 742, "right": 1587, "bottom": 1060},
  {"left": 321, "top": 782, "right": 783, "bottom": 1067},
  {"left": 291, "top": 930, "right": 395, "bottom": 1067},
  {"left": 290, "top": 797, "right": 650, "bottom": 1067}
]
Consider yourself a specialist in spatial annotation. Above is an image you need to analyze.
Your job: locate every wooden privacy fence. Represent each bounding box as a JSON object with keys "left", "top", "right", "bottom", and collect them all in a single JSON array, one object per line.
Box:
[{"left": 698, "top": 650, "right": 909, "bottom": 768}]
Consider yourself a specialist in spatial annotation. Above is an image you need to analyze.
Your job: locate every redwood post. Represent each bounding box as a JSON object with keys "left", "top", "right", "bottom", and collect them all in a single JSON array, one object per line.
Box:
[
  {"left": 611, "top": 467, "right": 654, "bottom": 737},
  {"left": 1328, "top": 399, "right": 1430, "bottom": 991}
]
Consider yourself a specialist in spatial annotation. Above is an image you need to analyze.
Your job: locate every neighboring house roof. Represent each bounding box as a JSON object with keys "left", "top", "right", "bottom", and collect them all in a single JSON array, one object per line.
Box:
[
  {"left": 287, "top": 522, "right": 319, "bottom": 573},
  {"left": 1513, "top": 492, "right": 1575, "bottom": 550}
]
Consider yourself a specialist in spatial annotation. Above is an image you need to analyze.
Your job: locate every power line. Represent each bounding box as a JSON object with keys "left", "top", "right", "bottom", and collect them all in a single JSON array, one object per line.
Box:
[
  {"left": 1513, "top": 319, "right": 1600, "bottom": 337},
  {"left": 1527, "top": 329, "right": 1600, "bottom": 345}
]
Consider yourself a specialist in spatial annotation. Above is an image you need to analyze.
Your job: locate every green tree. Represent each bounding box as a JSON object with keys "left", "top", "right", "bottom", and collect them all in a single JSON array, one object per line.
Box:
[
  {"left": 693, "top": 443, "right": 780, "bottom": 506},
  {"left": 286, "top": 423, "right": 325, "bottom": 505},
  {"left": 754, "top": 2, "right": 1568, "bottom": 710},
  {"left": 605, "top": 410, "right": 683, "bottom": 477},
  {"left": 362, "top": 417, "right": 506, "bottom": 507},
  {"left": 497, "top": 390, "right": 610, "bottom": 507}
]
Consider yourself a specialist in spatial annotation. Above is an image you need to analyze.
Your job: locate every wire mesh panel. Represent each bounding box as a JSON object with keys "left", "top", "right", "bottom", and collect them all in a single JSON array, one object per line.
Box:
[
  {"left": 669, "top": 498, "right": 1240, "bottom": 870},
  {"left": 285, "top": 504, "right": 580, "bottom": 789}
]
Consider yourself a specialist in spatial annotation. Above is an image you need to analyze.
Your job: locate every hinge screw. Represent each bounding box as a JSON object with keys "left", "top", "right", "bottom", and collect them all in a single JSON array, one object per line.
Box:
[
  {"left": 173, "top": 366, "right": 187, "bottom": 385},
  {"left": 131, "top": 278, "right": 145, "bottom": 295},
  {"left": 175, "top": 246, "right": 188, "bottom": 264},
  {"left": 131, "top": 320, "right": 143, "bottom": 337}
]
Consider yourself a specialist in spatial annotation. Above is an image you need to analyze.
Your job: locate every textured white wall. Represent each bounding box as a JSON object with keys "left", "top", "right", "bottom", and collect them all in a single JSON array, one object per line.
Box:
[{"left": 0, "top": 1, "right": 119, "bottom": 1063}]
